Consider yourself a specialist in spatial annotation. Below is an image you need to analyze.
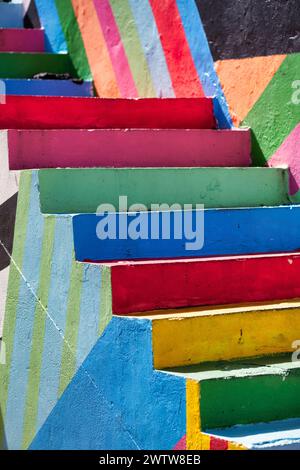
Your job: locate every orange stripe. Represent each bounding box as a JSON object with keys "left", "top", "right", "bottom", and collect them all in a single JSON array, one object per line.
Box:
[{"left": 71, "top": 0, "right": 120, "bottom": 97}]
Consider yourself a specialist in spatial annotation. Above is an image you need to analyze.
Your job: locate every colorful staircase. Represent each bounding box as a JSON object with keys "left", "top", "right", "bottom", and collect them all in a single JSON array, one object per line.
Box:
[{"left": 1, "top": 4, "right": 300, "bottom": 451}]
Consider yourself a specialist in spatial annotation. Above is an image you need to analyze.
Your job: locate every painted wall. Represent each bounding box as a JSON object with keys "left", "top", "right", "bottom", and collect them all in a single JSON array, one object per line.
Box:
[{"left": 2, "top": 0, "right": 300, "bottom": 451}]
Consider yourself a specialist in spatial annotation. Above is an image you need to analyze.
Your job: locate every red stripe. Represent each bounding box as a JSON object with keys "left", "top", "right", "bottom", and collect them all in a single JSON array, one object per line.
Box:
[
  {"left": 149, "top": 0, "right": 204, "bottom": 97},
  {"left": 210, "top": 436, "right": 229, "bottom": 451}
]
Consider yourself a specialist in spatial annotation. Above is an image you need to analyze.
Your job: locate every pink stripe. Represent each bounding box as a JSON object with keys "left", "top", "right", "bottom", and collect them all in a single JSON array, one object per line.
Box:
[{"left": 93, "top": 0, "right": 138, "bottom": 98}]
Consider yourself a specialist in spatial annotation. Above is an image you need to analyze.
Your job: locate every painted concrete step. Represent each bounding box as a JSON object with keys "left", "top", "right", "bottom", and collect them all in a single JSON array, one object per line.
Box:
[
  {"left": 139, "top": 299, "right": 300, "bottom": 368},
  {"left": 0, "top": 28, "right": 44, "bottom": 52},
  {"left": 0, "top": 2, "right": 23, "bottom": 28},
  {"left": 38, "top": 167, "right": 289, "bottom": 214},
  {"left": 72, "top": 205, "right": 300, "bottom": 262},
  {"left": 0, "top": 96, "right": 215, "bottom": 130},
  {"left": 167, "top": 355, "right": 300, "bottom": 430},
  {"left": 0, "top": 53, "right": 76, "bottom": 79},
  {"left": 207, "top": 418, "right": 300, "bottom": 450},
  {"left": 2, "top": 79, "right": 93, "bottom": 97},
  {"left": 108, "top": 253, "right": 300, "bottom": 315},
  {"left": 5, "top": 128, "right": 250, "bottom": 170}
]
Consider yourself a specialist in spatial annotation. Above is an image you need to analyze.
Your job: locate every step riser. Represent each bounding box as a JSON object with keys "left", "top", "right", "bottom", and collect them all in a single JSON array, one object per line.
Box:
[
  {"left": 72, "top": 206, "right": 300, "bottom": 262},
  {"left": 0, "top": 53, "right": 76, "bottom": 79},
  {"left": 111, "top": 254, "right": 300, "bottom": 314},
  {"left": 152, "top": 308, "right": 300, "bottom": 368},
  {"left": 0, "top": 4, "right": 23, "bottom": 28},
  {"left": 7, "top": 129, "right": 250, "bottom": 170},
  {"left": 0, "top": 96, "right": 215, "bottom": 130},
  {"left": 200, "top": 371, "right": 300, "bottom": 430},
  {"left": 0, "top": 29, "right": 44, "bottom": 52},
  {"left": 38, "top": 168, "right": 289, "bottom": 214},
  {"left": 2, "top": 80, "right": 93, "bottom": 98}
]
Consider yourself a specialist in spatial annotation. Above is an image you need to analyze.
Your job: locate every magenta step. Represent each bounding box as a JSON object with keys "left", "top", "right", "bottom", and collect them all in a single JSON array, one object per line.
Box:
[
  {"left": 5, "top": 128, "right": 250, "bottom": 170},
  {"left": 0, "top": 28, "right": 44, "bottom": 52}
]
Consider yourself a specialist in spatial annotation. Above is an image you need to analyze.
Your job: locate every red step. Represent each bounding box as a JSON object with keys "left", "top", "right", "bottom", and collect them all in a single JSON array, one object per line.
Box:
[
  {"left": 0, "top": 28, "right": 45, "bottom": 52},
  {"left": 109, "top": 253, "right": 300, "bottom": 314},
  {"left": 0, "top": 96, "right": 215, "bottom": 130}
]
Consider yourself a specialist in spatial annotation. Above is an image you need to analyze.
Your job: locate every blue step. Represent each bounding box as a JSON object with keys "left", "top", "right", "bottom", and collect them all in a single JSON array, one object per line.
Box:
[
  {"left": 73, "top": 205, "right": 300, "bottom": 262},
  {"left": 2, "top": 79, "right": 93, "bottom": 97},
  {"left": 0, "top": 2, "right": 23, "bottom": 28}
]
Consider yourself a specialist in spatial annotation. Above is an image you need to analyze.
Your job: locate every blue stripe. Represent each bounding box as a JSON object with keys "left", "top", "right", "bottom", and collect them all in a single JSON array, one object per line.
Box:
[
  {"left": 3, "top": 79, "right": 93, "bottom": 97},
  {"left": 76, "top": 264, "right": 102, "bottom": 369},
  {"left": 176, "top": 0, "right": 232, "bottom": 128},
  {"left": 5, "top": 172, "right": 44, "bottom": 449},
  {"left": 36, "top": 216, "right": 73, "bottom": 431},
  {"left": 73, "top": 205, "right": 300, "bottom": 262},
  {"left": 128, "top": 0, "right": 175, "bottom": 98},
  {"left": 34, "top": 0, "right": 67, "bottom": 53}
]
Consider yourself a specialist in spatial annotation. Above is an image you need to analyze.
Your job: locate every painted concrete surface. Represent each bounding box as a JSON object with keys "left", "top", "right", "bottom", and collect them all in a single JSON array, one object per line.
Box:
[
  {"left": 73, "top": 206, "right": 300, "bottom": 262},
  {"left": 148, "top": 301, "right": 300, "bottom": 368},
  {"left": 110, "top": 253, "right": 300, "bottom": 314},
  {"left": 7, "top": 128, "right": 250, "bottom": 170},
  {"left": 209, "top": 418, "right": 300, "bottom": 450},
  {"left": 30, "top": 317, "right": 186, "bottom": 450},
  {"left": 2, "top": 79, "right": 93, "bottom": 97},
  {"left": 0, "top": 2, "right": 23, "bottom": 28},
  {"left": 0, "top": 96, "right": 215, "bottom": 130},
  {"left": 38, "top": 167, "right": 290, "bottom": 214},
  {"left": 0, "top": 28, "right": 45, "bottom": 53},
  {"left": 0, "top": 52, "right": 76, "bottom": 79}
]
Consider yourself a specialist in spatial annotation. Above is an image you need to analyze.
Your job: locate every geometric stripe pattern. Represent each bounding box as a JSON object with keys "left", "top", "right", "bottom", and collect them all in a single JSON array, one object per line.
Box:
[{"left": 0, "top": 172, "right": 111, "bottom": 449}]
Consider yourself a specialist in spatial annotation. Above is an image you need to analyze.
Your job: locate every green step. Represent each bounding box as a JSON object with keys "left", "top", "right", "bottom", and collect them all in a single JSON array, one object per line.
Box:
[
  {"left": 0, "top": 53, "right": 77, "bottom": 79},
  {"left": 166, "top": 355, "right": 300, "bottom": 430},
  {"left": 38, "top": 167, "right": 290, "bottom": 214}
]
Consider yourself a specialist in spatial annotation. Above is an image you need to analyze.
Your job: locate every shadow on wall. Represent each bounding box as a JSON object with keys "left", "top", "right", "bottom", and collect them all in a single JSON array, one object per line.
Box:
[{"left": 0, "top": 408, "right": 7, "bottom": 450}]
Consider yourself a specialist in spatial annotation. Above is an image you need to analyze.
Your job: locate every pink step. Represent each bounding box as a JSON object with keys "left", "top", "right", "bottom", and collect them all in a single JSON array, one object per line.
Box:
[
  {"left": 0, "top": 28, "right": 45, "bottom": 52},
  {"left": 0, "top": 96, "right": 215, "bottom": 130},
  {"left": 6, "top": 128, "right": 251, "bottom": 170}
]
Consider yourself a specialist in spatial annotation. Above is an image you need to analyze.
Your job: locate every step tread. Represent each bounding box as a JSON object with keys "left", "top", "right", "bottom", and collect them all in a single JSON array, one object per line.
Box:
[
  {"left": 136, "top": 298, "right": 300, "bottom": 320},
  {"left": 162, "top": 354, "right": 299, "bottom": 381},
  {"left": 208, "top": 418, "right": 300, "bottom": 450}
]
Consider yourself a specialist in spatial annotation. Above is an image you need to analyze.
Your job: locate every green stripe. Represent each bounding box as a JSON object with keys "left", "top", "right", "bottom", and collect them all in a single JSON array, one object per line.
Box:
[
  {"left": 58, "top": 260, "right": 83, "bottom": 397},
  {"left": 110, "top": 0, "right": 156, "bottom": 97},
  {"left": 38, "top": 167, "right": 291, "bottom": 214},
  {"left": 243, "top": 54, "right": 300, "bottom": 165},
  {"left": 0, "top": 172, "right": 32, "bottom": 447},
  {"left": 55, "top": 0, "right": 91, "bottom": 81},
  {"left": 22, "top": 217, "right": 56, "bottom": 449},
  {"left": 0, "top": 53, "right": 77, "bottom": 79},
  {"left": 98, "top": 266, "right": 112, "bottom": 336}
]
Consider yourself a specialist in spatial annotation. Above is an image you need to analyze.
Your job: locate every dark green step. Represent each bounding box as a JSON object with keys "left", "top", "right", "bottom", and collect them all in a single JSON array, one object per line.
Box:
[
  {"left": 0, "top": 53, "right": 77, "bottom": 79},
  {"left": 165, "top": 354, "right": 300, "bottom": 430}
]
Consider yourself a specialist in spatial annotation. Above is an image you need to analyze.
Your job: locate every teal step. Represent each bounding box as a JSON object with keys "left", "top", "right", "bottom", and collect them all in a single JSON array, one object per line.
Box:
[
  {"left": 165, "top": 355, "right": 300, "bottom": 430},
  {"left": 0, "top": 53, "right": 77, "bottom": 79},
  {"left": 38, "top": 167, "right": 290, "bottom": 214}
]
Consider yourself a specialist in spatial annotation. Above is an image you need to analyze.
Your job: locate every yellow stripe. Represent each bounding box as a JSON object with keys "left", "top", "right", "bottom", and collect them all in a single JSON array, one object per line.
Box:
[{"left": 150, "top": 300, "right": 300, "bottom": 368}]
